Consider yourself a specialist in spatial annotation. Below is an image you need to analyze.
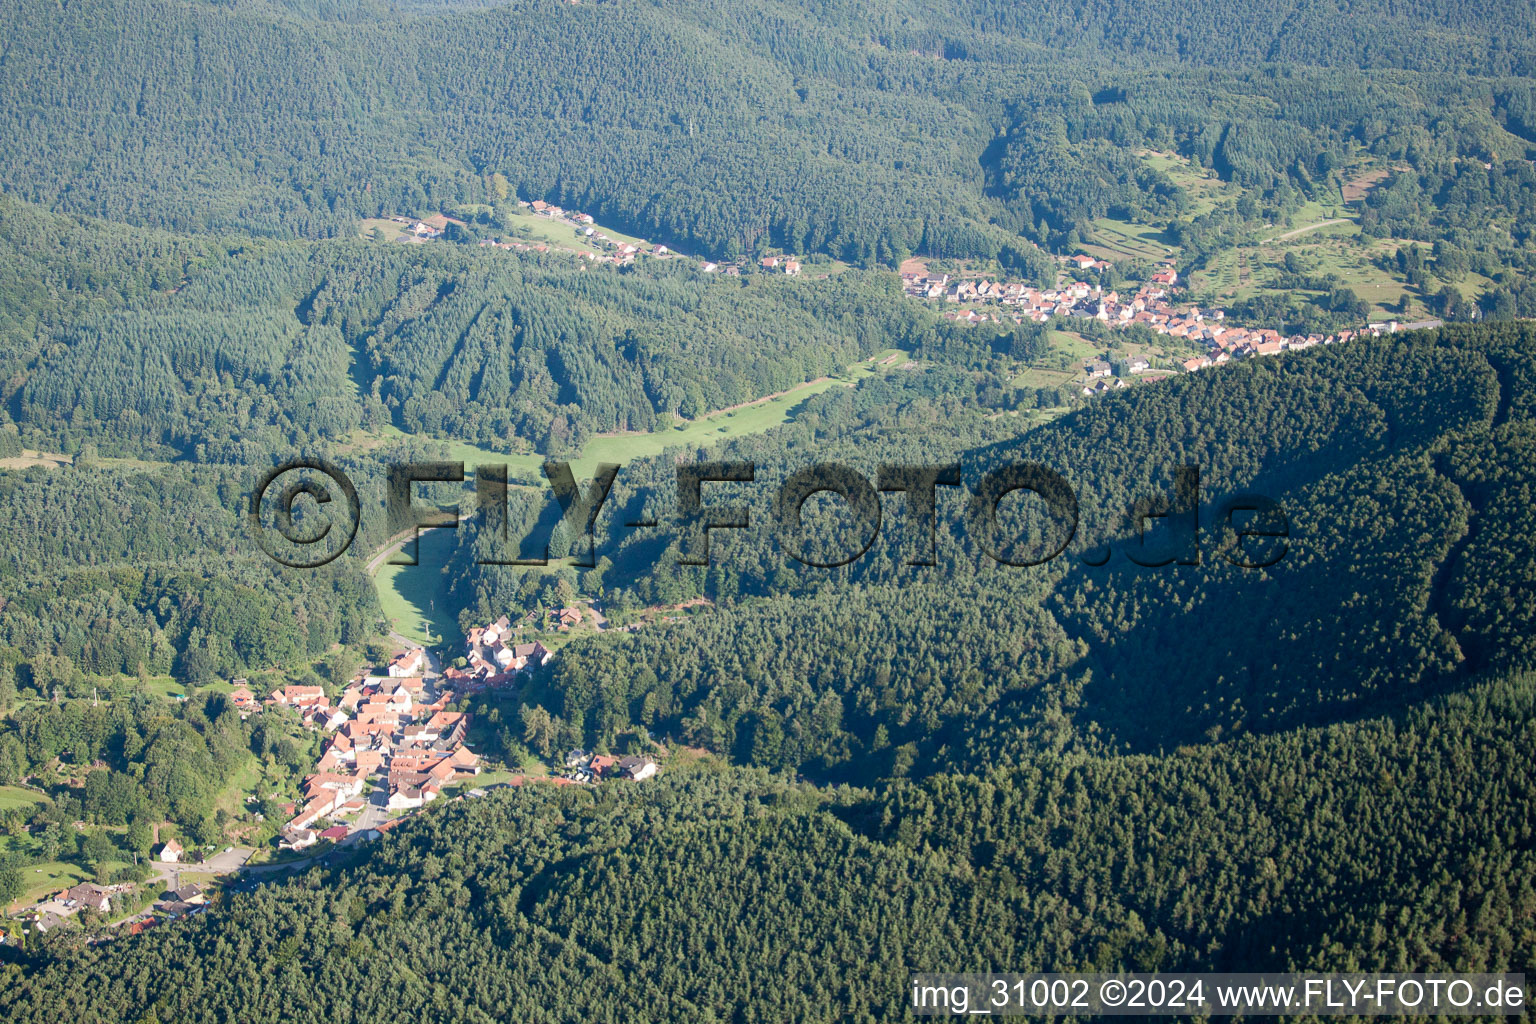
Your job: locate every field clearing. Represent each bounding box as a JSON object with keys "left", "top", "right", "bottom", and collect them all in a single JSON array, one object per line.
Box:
[
  {"left": 0, "top": 448, "right": 71, "bottom": 470},
  {"left": 1089, "top": 217, "right": 1174, "bottom": 261},
  {"left": 0, "top": 448, "right": 175, "bottom": 474},
  {"left": 1141, "top": 151, "right": 1233, "bottom": 215},
  {"left": 1280, "top": 218, "right": 1357, "bottom": 243},
  {"left": 1045, "top": 330, "right": 1099, "bottom": 362},
  {"left": 370, "top": 351, "right": 912, "bottom": 637},
  {"left": 497, "top": 208, "right": 602, "bottom": 254},
  {"left": 442, "top": 767, "right": 546, "bottom": 798},
  {"left": 1261, "top": 199, "right": 1351, "bottom": 242},
  {"left": 1011, "top": 365, "right": 1075, "bottom": 389},
  {"left": 101, "top": 675, "right": 238, "bottom": 701},
  {"left": 357, "top": 218, "right": 413, "bottom": 242},
  {"left": 571, "top": 351, "right": 905, "bottom": 475},
  {"left": 374, "top": 528, "right": 459, "bottom": 645},
  {"left": 8, "top": 861, "right": 92, "bottom": 911},
  {"left": 359, "top": 209, "right": 645, "bottom": 257},
  {"left": 0, "top": 785, "right": 49, "bottom": 811},
  {"left": 1454, "top": 270, "right": 1497, "bottom": 302},
  {"left": 170, "top": 871, "right": 224, "bottom": 886},
  {"left": 472, "top": 769, "right": 538, "bottom": 787},
  {"left": 213, "top": 758, "right": 266, "bottom": 819},
  {"left": 133, "top": 675, "right": 194, "bottom": 700},
  {"left": 1340, "top": 167, "right": 1394, "bottom": 203}
]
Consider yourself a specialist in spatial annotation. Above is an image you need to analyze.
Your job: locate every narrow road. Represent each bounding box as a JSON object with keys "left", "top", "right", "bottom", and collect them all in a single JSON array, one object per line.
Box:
[
  {"left": 239, "top": 854, "right": 325, "bottom": 875},
  {"left": 364, "top": 522, "right": 467, "bottom": 577},
  {"left": 1266, "top": 218, "right": 1349, "bottom": 242}
]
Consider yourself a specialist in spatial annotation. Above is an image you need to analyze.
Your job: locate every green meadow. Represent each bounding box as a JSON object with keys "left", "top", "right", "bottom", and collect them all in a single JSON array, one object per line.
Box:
[
  {"left": 7, "top": 861, "right": 92, "bottom": 910},
  {"left": 1010, "top": 365, "right": 1076, "bottom": 389},
  {"left": 496, "top": 207, "right": 603, "bottom": 254},
  {"left": 1140, "top": 151, "right": 1234, "bottom": 216},
  {"left": 374, "top": 528, "right": 460, "bottom": 645},
  {"left": 0, "top": 785, "right": 49, "bottom": 812},
  {"left": 1089, "top": 217, "right": 1176, "bottom": 262},
  {"left": 567, "top": 351, "right": 902, "bottom": 475}
]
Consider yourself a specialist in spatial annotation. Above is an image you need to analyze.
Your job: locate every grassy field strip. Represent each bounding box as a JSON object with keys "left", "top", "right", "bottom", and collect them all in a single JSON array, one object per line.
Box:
[
  {"left": 1262, "top": 216, "right": 1352, "bottom": 244},
  {"left": 1011, "top": 365, "right": 1076, "bottom": 389},
  {"left": 373, "top": 528, "right": 460, "bottom": 645},
  {"left": 495, "top": 208, "right": 603, "bottom": 253},
  {"left": 369, "top": 350, "right": 911, "bottom": 642},
  {"left": 1090, "top": 217, "right": 1173, "bottom": 261},
  {"left": 567, "top": 352, "right": 900, "bottom": 476},
  {"left": 360, "top": 208, "right": 655, "bottom": 257},
  {"left": 0, "top": 448, "right": 173, "bottom": 473},
  {"left": 358, "top": 349, "right": 908, "bottom": 477},
  {"left": 0, "top": 785, "right": 50, "bottom": 812}
]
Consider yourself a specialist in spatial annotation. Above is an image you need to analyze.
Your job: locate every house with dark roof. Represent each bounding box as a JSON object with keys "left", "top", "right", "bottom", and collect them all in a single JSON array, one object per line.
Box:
[
  {"left": 66, "top": 884, "right": 112, "bottom": 913},
  {"left": 617, "top": 755, "right": 658, "bottom": 781}
]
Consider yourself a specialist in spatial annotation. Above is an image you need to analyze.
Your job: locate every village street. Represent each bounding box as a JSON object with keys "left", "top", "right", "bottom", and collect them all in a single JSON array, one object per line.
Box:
[{"left": 148, "top": 846, "right": 254, "bottom": 890}]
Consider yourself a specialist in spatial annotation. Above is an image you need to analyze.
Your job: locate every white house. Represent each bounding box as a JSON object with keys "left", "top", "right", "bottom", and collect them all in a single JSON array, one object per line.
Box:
[
  {"left": 618, "top": 756, "right": 658, "bottom": 781},
  {"left": 279, "top": 828, "right": 317, "bottom": 851},
  {"left": 387, "top": 786, "right": 437, "bottom": 811},
  {"left": 388, "top": 648, "right": 425, "bottom": 677}
]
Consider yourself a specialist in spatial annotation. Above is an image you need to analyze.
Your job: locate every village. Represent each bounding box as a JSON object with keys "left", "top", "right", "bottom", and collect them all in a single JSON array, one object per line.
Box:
[
  {"left": 901, "top": 254, "right": 1442, "bottom": 394},
  {"left": 6, "top": 609, "right": 659, "bottom": 943},
  {"left": 264, "top": 607, "right": 658, "bottom": 854}
]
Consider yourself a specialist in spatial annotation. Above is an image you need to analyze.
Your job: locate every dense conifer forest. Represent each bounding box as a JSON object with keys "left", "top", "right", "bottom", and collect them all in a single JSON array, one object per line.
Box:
[
  {"left": 3, "top": 0, "right": 1536, "bottom": 275},
  {"left": 2, "top": 668, "right": 1533, "bottom": 1022}
]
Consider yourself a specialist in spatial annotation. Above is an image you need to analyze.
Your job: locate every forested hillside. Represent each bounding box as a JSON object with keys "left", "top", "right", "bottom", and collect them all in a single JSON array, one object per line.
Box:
[
  {"left": 0, "top": 460, "right": 380, "bottom": 687},
  {"left": 5, "top": 0, "right": 1536, "bottom": 471},
  {"left": 0, "top": 199, "right": 950, "bottom": 460},
  {"left": 4, "top": 0, "right": 1536, "bottom": 274},
  {"left": 2, "top": 667, "right": 1532, "bottom": 1021},
  {"left": 450, "top": 323, "right": 1536, "bottom": 781}
]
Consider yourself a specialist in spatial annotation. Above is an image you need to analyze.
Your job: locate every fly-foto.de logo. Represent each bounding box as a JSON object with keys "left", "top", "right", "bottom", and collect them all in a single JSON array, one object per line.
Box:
[{"left": 248, "top": 460, "right": 1289, "bottom": 571}]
